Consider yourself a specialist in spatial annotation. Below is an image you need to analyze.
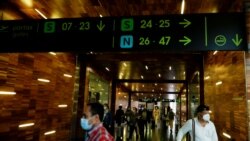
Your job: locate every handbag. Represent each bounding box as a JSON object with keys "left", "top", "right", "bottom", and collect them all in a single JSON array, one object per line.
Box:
[{"left": 192, "top": 118, "right": 195, "bottom": 141}]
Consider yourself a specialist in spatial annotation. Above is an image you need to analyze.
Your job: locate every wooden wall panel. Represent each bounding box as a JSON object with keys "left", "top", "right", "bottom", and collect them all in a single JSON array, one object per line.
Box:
[
  {"left": 0, "top": 53, "right": 76, "bottom": 141},
  {"left": 204, "top": 51, "right": 247, "bottom": 141}
]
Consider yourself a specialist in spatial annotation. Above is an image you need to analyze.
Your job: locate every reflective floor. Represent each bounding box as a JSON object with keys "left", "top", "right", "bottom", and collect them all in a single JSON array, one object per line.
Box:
[{"left": 114, "top": 120, "right": 177, "bottom": 141}]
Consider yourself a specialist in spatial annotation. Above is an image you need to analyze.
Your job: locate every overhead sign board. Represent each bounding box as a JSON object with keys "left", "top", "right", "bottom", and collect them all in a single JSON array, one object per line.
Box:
[{"left": 0, "top": 13, "right": 247, "bottom": 52}]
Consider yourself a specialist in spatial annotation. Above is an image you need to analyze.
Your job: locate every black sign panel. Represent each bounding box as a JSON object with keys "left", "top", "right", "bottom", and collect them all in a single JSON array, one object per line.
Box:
[{"left": 0, "top": 13, "right": 247, "bottom": 52}]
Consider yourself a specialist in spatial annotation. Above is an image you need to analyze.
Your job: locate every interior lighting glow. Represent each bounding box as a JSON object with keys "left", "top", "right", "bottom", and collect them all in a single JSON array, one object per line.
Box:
[
  {"left": 213, "top": 51, "right": 218, "bottom": 55},
  {"left": 216, "top": 81, "right": 222, "bottom": 85},
  {"left": 158, "top": 73, "right": 161, "bottom": 78},
  {"left": 58, "top": 104, "right": 68, "bottom": 108},
  {"left": 19, "top": 123, "right": 35, "bottom": 128},
  {"left": 44, "top": 130, "right": 56, "bottom": 135},
  {"left": 0, "top": 91, "right": 16, "bottom": 95},
  {"left": 37, "top": 78, "right": 50, "bottom": 83},
  {"left": 205, "top": 76, "right": 210, "bottom": 80},
  {"left": 49, "top": 52, "right": 56, "bottom": 55},
  {"left": 181, "top": 0, "right": 185, "bottom": 14},
  {"left": 145, "top": 65, "right": 148, "bottom": 70},
  {"left": 63, "top": 74, "right": 72, "bottom": 78},
  {"left": 35, "top": 9, "right": 47, "bottom": 19},
  {"left": 222, "top": 132, "right": 231, "bottom": 139}
]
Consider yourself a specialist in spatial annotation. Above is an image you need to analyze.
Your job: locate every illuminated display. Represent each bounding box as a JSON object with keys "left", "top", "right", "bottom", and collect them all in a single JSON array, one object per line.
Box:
[{"left": 0, "top": 13, "right": 247, "bottom": 52}]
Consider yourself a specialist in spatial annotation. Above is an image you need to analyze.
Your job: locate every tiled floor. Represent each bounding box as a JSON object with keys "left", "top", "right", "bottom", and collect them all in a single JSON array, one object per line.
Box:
[{"left": 114, "top": 120, "right": 177, "bottom": 141}]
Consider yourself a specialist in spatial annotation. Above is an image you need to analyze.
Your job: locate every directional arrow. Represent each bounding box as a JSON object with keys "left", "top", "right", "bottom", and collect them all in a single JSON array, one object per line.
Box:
[
  {"left": 179, "top": 19, "right": 191, "bottom": 28},
  {"left": 97, "top": 21, "right": 105, "bottom": 31},
  {"left": 232, "top": 34, "right": 242, "bottom": 47},
  {"left": 179, "top": 36, "right": 191, "bottom": 46}
]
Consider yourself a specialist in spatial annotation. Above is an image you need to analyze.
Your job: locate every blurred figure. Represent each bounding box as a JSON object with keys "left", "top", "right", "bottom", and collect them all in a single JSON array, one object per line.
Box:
[
  {"left": 103, "top": 103, "right": 114, "bottom": 135},
  {"left": 125, "top": 107, "right": 138, "bottom": 140},
  {"left": 115, "top": 106, "right": 124, "bottom": 126},
  {"left": 80, "top": 102, "right": 114, "bottom": 141},
  {"left": 168, "top": 108, "right": 175, "bottom": 131},
  {"left": 152, "top": 106, "right": 160, "bottom": 128},
  {"left": 176, "top": 104, "right": 218, "bottom": 141}
]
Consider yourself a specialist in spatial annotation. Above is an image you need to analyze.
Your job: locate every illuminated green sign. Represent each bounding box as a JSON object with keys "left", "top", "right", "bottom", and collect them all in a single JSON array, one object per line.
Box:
[{"left": 0, "top": 13, "right": 247, "bottom": 52}]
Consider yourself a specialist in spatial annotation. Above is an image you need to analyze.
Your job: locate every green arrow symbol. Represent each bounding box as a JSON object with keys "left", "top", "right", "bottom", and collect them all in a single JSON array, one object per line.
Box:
[
  {"left": 97, "top": 21, "right": 105, "bottom": 31},
  {"left": 179, "top": 19, "right": 191, "bottom": 28},
  {"left": 179, "top": 36, "right": 191, "bottom": 46},
  {"left": 232, "top": 34, "right": 242, "bottom": 47}
]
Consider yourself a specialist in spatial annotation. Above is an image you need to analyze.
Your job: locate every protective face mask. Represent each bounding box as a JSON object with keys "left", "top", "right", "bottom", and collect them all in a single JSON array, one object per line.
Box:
[
  {"left": 80, "top": 118, "right": 93, "bottom": 130},
  {"left": 203, "top": 113, "right": 210, "bottom": 121}
]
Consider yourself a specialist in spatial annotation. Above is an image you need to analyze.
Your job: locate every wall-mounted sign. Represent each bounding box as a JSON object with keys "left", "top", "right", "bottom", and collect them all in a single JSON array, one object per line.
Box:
[{"left": 0, "top": 13, "right": 246, "bottom": 52}]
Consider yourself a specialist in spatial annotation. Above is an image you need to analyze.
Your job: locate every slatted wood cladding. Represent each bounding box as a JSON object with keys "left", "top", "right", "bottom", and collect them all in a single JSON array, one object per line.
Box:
[{"left": 0, "top": 53, "right": 76, "bottom": 141}]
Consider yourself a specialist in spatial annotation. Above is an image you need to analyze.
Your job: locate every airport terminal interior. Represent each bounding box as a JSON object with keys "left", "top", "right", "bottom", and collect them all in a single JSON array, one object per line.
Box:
[{"left": 1, "top": 0, "right": 250, "bottom": 141}]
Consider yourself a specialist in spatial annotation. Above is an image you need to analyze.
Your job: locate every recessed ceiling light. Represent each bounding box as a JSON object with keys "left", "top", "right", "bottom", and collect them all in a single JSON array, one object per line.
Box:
[
  {"left": 142, "top": 85, "right": 144, "bottom": 87},
  {"left": 169, "top": 66, "right": 172, "bottom": 70},
  {"left": 158, "top": 73, "right": 161, "bottom": 78},
  {"left": 173, "top": 76, "right": 175, "bottom": 79},
  {"left": 99, "top": 14, "right": 103, "bottom": 17},
  {"left": 161, "top": 88, "right": 163, "bottom": 90},
  {"left": 19, "top": 123, "right": 35, "bottom": 128},
  {"left": 44, "top": 130, "right": 56, "bottom": 135},
  {"left": 181, "top": 0, "right": 185, "bottom": 14},
  {"left": 123, "top": 63, "right": 127, "bottom": 67},
  {"left": 37, "top": 78, "right": 50, "bottom": 83},
  {"left": 213, "top": 51, "right": 218, "bottom": 55},
  {"left": 216, "top": 81, "right": 222, "bottom": 85},
  {"left": 105, "top": 67, "right": 110, "bottom": 71},
  {"left": 155, "top": 83, "right": 157, "bottom": 86},
  {"left": 141, "top": 75, "right": 144, "bottom": 79},
  {"left": 63, "top": 74, "right": 72, "bottom": 78},
  {"left": 205, "top": 76, "right": 210, "bottom": 80},
  {"left": 145, "top": 65, "right": 148, "bottom": 70}
]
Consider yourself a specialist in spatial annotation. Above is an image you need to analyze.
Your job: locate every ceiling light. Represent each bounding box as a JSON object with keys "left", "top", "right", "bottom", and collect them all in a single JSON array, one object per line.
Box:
[
  {"left": 49, "top": 52, "right": 56, "bottom": 55},
  {"left": 216, "top": 81, "right": 222, "bottom": 85},
  {"left": 169, "top": 66, "right": 172, "bottom": 70},
  {"left": 141, "top": 75, "right": 144, "bottom": 79},
  {"left": 125, "top": 83, "right": 128, "bottom": 86},
  {"left": 205, "top": 76, "right": 210, "bottom": 80},
  {"left": 145, "top": 65, "right": 148, "bottom": 70},
  {"left": 155, "top": 83, "right": 157, "bottom": 86},
  {"left": 213, "top": 51, "right": 218, "bottom": 55},
  {"left": 152, "top": 89, "right": 154, "bottom": 92},
  {"left": 173, "top": 76, "right": 175, "bottom": 79},
  {"left": 105, "top": 67, "right": 110, "bottom": 71},
  {"left": 158, "top": 73, "right": 161, "bottom": 78},
  {"left": 58, "top": 104, "right": 68, "bottom": 108},
  {"left": 124, "top": 96, "right": 127, "bottom": 98},
  {"left": 35, "top": 9, "right": 47, "bottom": 19},
  {"left": 123, "top": 63, "right": 127, "bottom": 67},
  {"left": 183, "top": 72, "right": 185, "bottom": 74},
  {"left": 19, "top": 123, "right": 35, "bottom": 128},
  {"left": 181, "top": 0, "right": 185, "bottom": 14},
  {"left": 209, "top": 110, "right": 212, "bottom": 113},
  {"left": 63, "top": 74, "right": 72, "bottom": 78},
  {"left": 99, "top": 14, "right": 103, "bottom": 17},
  {"left": 37, "top": 78, "right": 50, "bottom": 83},
  {"left": 44, "top": 130, "right": 56, "bottom": 135},
  {"left": 161, "top": 88, "right": 163, "bottom": 90},
  {"left": 142, "top": 85, "right": 144, "bottom": 87},
  {"left": 0, "top": 91, "right": 16, "bottom": 95},
  {"left": 222, "top": 132, "right": 231, "bottom": 139},
  {"left": 118, "top": 92, "right": 121, "bottom": 95}
]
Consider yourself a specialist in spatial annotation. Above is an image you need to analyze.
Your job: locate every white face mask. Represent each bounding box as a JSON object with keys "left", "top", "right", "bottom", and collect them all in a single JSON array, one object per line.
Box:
[{"left": 203, "top": 113, "right": 210, "bottom": 121}]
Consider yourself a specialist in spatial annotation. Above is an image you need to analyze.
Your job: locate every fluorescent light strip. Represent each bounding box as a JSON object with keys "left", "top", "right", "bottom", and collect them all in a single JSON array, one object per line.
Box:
[
  {"left": 37, "top": 78, "right": 50, "bottom": 83},
  {"left": 181, "top": 0, "right": 185, "bottom": 14},
  {"left": 58, "top": 104, "right": 68, "bottom": 108},
  {"left": 44, "top": 130, "right": 56, "bottom": 135},
  {"left": 49, "top": 52, "right": 56, "bottom": 56},
  {"left": 223, "top": 132, "right": 231, "bottom": 139},
  {"left": 19, "top": 123, "right": 35, "bottom": 128},
  {"left": 0, "top": 91, "right": 16, "bottom": 95},
  {"left": 35, "top": 9, "right": 47, "bottom": 19},
  {"left": 63, "top": 74, "right": 72, "bottom": 78}
]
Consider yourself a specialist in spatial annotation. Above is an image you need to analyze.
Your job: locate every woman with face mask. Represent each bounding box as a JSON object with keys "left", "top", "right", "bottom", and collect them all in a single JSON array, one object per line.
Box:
[{"left": 176, "top": 104, "right": 218, "bottom": 141}]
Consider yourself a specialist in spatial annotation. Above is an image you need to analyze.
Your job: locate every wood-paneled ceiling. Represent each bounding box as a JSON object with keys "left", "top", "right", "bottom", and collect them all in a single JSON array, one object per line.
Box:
[
  {"left": 0, "top": 0, "right": 244, "bottom": 20},
  {"left": 0, "top": 0, "right": 245, "bottom": 101}
]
